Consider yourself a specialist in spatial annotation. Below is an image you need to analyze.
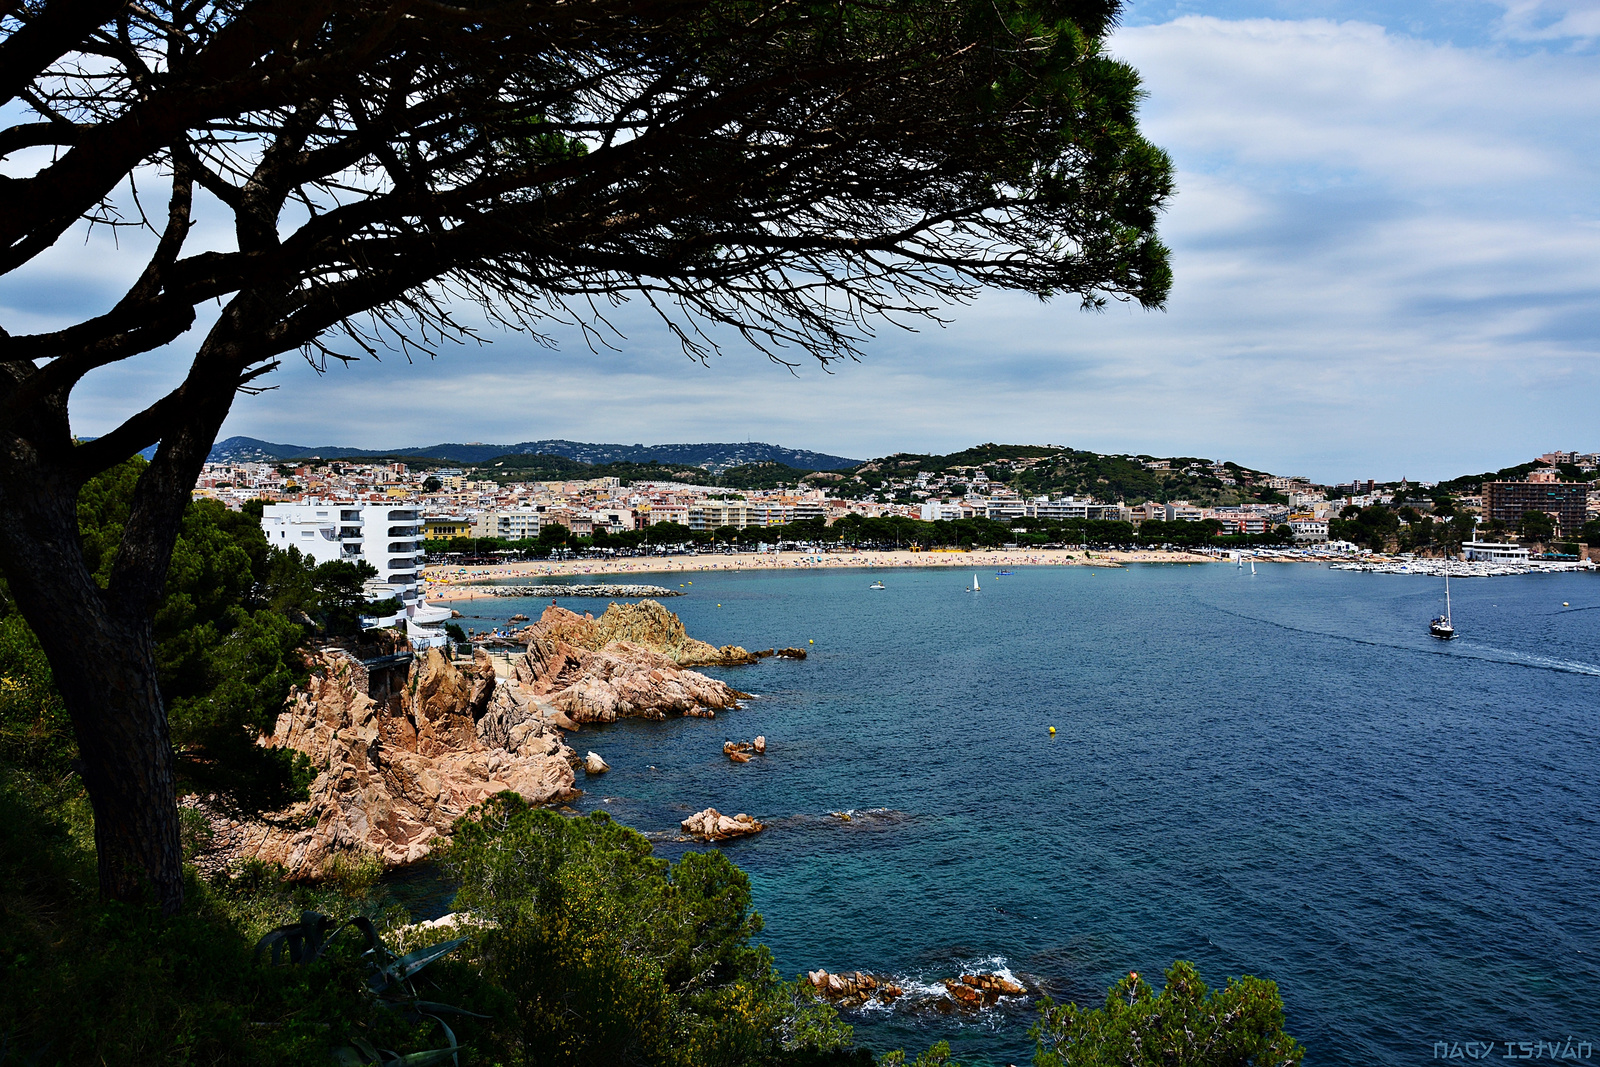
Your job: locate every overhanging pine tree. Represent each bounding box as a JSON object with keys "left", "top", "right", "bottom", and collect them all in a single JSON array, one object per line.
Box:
[{"left": 0, "top": 0, "right": 1172, "bottom": 913}]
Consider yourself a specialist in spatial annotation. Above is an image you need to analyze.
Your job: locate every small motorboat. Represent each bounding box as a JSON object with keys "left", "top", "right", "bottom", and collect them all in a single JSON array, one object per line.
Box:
[
  {"left": 869, "top": 580, "right": 886, "bottom": 590},
  {"left": 994, "top": 570, "right": 1014, "bottom": 576}
]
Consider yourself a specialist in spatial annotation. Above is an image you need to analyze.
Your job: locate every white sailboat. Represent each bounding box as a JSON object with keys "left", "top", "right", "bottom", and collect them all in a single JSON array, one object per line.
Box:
[
  {"left": 1430, "top": 557, "right": 1456, "bottom": 639},
  {"left": 1250, "top": 559, "right": 1256, "bottom": 575},
  {"left": 972, "top": 573, "right": 980, "bottom": 592}
]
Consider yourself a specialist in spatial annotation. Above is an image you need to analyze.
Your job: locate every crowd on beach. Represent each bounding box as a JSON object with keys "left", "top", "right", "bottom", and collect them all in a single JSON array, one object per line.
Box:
[{"left": 423, "top": 547, "right": 1214, "bottom": 601}]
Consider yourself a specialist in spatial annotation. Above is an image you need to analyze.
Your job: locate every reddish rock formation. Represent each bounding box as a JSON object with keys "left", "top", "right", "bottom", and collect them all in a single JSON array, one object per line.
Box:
[
  {"left": 804, "top": 970, "right": 904, "bottom": 1007},
  {"left": 516, "top": 599, "right": 757, "bottom": 667},
  {"left": 681, "top": 808, "right": 764, "bottom": 840},
  {"left": 231, "top": 646, "right": 578, "bottom": 879},
  {"left": 804, "top": 969, "right": 1024, "bottom": 1012},
  {"left": 513, "top": 605, "right": 751, "bottom": 723},
  {"left": 942, "top": 973, "right": 1028, "bottom": 1007}
]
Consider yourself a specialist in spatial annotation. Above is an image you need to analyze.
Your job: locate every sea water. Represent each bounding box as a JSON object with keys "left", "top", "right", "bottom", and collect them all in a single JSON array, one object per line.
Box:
[{"left": 447, "top": 563, "right": 1600, "bottom": 1065}]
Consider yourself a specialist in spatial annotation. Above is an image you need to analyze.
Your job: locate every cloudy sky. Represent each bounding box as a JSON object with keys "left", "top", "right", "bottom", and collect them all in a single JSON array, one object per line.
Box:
[{"left": 31, "top": 0, "right": 1600, "bottom": 481}]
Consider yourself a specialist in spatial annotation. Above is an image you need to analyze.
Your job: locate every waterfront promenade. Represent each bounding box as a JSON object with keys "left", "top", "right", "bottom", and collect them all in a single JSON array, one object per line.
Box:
[{"left": 423, "top": 547, "right": 1214, "bottom": 600}]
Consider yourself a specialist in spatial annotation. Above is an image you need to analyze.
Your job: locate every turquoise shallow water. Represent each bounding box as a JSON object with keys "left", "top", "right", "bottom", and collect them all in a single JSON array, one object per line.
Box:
[{"left": 444, "top": 562, "right": 1600, "bottom": 1065}]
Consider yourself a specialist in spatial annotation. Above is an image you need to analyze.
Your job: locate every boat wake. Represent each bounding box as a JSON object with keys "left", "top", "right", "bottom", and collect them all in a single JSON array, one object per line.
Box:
[{"left": 1197, "top": 598, "right": 1600, "bottom": 679}]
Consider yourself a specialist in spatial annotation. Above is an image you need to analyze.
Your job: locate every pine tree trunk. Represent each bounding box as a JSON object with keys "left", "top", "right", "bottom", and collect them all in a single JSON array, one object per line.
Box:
[
  {"left": 58, "top": 615, "right": 183, "bottom": 911},
  {"left": 0, "top": 450, "right": 185, "bottom": 912}
]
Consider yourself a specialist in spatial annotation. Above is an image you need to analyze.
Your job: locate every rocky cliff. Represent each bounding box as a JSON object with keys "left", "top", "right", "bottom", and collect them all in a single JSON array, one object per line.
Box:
[
  {"left": 230, "top": 647, "right": 578, "bottom": 879},
  {"left": 510, "top": 604, "right": 752, "bottom": 722},
  {"left": 518, "top": 598, "right": 757, "bottom": 667}
]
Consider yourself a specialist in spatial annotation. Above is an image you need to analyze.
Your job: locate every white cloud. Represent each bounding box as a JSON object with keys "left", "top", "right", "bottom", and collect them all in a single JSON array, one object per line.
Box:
[{"left": 1494, "top": 0, "right": 1600, "bottom": 42}]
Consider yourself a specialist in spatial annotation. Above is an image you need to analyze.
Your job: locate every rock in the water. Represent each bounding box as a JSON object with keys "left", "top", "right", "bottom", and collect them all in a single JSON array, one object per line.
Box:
[
  {"left": 775, "top": 647, "right": 807, "bottom": 659},
  {"left": 584, "top": 751, "right": 610, "bottom": 774},
  {"left": 960, "top": 973, "right": 1027, "bottom": 996},
  {"left": 231, "top": 647, "right": 579, "bottom": 879},
  {"left": 681, "top": 807, "right": 763, "bottom": 840},
  {"left": 941, "top": 973, "right": 1028, "bottom": 1008},
  {"left": 724, "top": 739, "right": 763, "bottom": 762},
  {"left": 944, "top": 981, "right": 984, "bottom": 1007},
  {"left": 805, "top": 969, "right": 903, "bottom": 1006},
  {"left": 513, "top": 605, "right": 752, "bottom": 722}
]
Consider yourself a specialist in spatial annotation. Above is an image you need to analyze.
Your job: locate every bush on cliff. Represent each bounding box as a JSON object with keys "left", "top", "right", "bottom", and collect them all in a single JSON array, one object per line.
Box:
[
  {"left": 1029, "top": 961, "right": 1304, "bottom": 1067},
  {"left": 0, "top": 769, "right": 504, "bottom": 1065},
  {"left": 442, "top": 794, "right": 865, "bottom": 1067}
]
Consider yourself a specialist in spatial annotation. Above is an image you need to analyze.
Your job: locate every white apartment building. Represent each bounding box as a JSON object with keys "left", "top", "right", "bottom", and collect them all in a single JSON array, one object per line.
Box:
[
  {"left": 1289, "top": 517, "right": 1329, "bottom": 542},
  {"left": 590, "top": 507, "right": 638, "bottom": 533},
  {"left": 688, "top": 501, "right": 754, "bottom": 530},
  {"left": 1165, "top": 502, "right": 1208, "bottom": 522},
  {"left": 259, "top": 500, "right": 437, "bottom": 622},
  {"left": 748, "top": 501, "right": 827, "bottom": 526},
  {"left": 471, "top": 509, "right": 542, "bottom": 540},
  {"left": 919, "top": 501, "right": 978, "bottom": 522},
  {"left": 643, "top": 505, "right": 691, "bottom": 526}
]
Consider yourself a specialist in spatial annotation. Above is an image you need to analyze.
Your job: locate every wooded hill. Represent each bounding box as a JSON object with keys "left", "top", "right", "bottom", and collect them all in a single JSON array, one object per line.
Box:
[
  {"left": 836, "top": 444, "right": 1277, "bottom": 507},
  {"left": 469, "top": 453, "right": 819, "bottom": 491}
]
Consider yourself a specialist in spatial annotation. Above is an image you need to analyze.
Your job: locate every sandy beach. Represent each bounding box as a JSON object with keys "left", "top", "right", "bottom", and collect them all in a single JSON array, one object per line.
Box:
[{"left": 423, "top": 547, "right": 1215, "bottom": 601}]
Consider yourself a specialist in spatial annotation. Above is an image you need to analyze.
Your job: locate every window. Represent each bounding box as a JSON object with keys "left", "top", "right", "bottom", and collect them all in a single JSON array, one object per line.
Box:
[{"left": 302, "top": 531, "right": 314, "bottom": 538}]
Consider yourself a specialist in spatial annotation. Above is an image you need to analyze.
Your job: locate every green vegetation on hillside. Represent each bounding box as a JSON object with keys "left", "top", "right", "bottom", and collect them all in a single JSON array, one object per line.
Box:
[
  {"left": 1031, "top": 961, "right": 1303, "bottom": 1067},
  {"left": 1, "top": 459, "right": 394, "bottom": 811},
  {"left": 835, "top": 445, "right": 1272, "bottom": 506}
]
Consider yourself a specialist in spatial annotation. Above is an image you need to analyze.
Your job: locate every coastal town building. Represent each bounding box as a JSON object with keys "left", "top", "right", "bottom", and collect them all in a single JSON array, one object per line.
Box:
[
  {"left": 1289, "top": 515, "right": 1329, "bottom": 542},
  {"left": 471, "top": 509, "right": 542, "bottom": 540},
  {"left": 424, "top": 515, "right": 473, "bottom": 539},
  {"left": 1482, "top": 478, "right": 1588, "bottom": 535},
  {"left": 1463, "top": 541, "right": 1532, "bottom": 563},
  {"left": 258, "top": 501, "right": 451, "bottom": 646}
]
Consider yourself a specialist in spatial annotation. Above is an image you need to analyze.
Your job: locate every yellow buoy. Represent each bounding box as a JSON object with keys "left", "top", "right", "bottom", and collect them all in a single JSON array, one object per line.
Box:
[
  {"left": 717, "top": 603, "right": 722, "bottom": 607},
  {"left": 1049, "top": 726, "right": 1056, "bottom": 735},
  {"left": 1563, "top": 602, "right": 1569, "bottom": 607},
  {"left": 809, "top": 639, "right": 814, "bottom": 644}
]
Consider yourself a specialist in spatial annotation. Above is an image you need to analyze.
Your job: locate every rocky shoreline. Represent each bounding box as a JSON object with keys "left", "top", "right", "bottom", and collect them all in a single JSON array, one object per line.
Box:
[{"left": 190, "top": 600, "right": 768, "bottom": 879}]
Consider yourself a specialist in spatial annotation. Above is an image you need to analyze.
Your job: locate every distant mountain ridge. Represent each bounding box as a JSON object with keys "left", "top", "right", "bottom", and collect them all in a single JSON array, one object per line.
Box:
[{"left": 206, "top": 436, "right": 861, "bottom": 473}]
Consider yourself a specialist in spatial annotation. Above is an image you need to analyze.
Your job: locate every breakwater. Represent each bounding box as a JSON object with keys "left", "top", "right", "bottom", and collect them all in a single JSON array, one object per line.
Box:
[{"left": 482, "top": 584, "right": 684, "bottom": 598}]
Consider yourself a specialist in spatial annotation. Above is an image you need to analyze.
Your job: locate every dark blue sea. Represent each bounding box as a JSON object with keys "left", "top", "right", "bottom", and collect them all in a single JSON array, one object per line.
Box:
[{"left": 445, "top": 562, "right": 1600, "bottom": 1065}]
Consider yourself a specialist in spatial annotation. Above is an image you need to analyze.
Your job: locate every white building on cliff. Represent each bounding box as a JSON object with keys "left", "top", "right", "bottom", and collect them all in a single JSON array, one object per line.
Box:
[{"left": 259, "top": 501, "right": 451, "bottom": 647}]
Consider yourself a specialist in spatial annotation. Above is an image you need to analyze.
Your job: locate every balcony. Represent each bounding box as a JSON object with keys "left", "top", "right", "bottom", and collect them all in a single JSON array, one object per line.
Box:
[
  {"left": 338, "top": 527, "right": 363, "bottom": 540},
  {"left": 387, "top": 572, "right": 417, "bottom": 585},
  {"left": 387, "top": 525, "right": 421, "bottom": 537},
  {"left": 387, "top": 542, "right": 418, "bottom": 553}
]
